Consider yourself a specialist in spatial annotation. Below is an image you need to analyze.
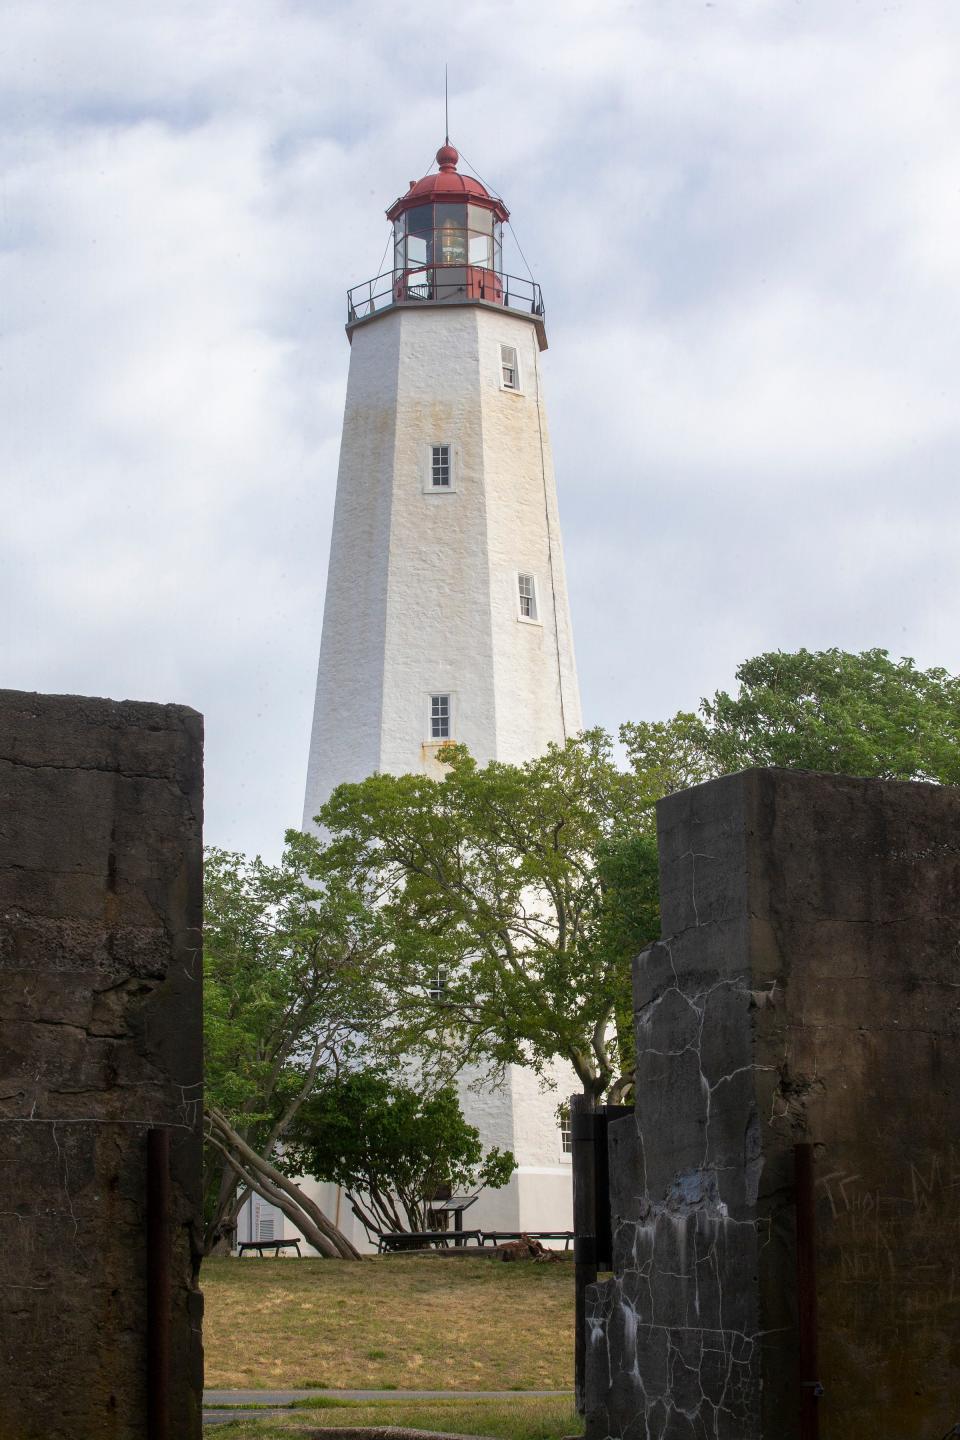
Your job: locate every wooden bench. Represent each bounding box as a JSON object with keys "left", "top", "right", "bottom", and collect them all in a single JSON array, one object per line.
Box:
[
  {"left": 377, "top": 1229, "right": 483, "bottom": 1253},
  {"left": 481, "top": 1231, "right": 573, "bottom": 1250},
  {"left": 237, "top": 1238, "right": 303, "bottom": 1258}
]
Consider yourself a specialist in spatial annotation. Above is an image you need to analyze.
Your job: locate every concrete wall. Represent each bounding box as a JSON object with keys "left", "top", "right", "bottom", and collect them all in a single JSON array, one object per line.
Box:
[
  {"left": 0, "top": 690, "right": 204, "bottom": 1439},
  {"left": 586, "top": 768, "right": 960, "bottom": 1440}
]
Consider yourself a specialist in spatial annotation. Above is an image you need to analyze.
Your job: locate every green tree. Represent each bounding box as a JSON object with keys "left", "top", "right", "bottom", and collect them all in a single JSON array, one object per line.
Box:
[
  {"left": 622, "top": 648, "right": 960, "bottom": 791},
  {"left": 593, "top": 832, "right": 661, "bottom": 1095},
  {"left": 310, "top": 730, "right": 660, "bottom": 1102},
  {"left": 308, "top": 648, "right": 958, "bottom": 1109},
  {"left": 282, "top": 1073, "right": 516, "bottom": 1237},
  {"left": 202, "top": 841, "right": 387, "bottom": 1257}
]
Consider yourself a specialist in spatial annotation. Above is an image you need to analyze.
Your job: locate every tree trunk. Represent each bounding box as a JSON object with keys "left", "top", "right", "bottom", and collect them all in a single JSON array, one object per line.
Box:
[
  {"left": 205, "top": 1107, "right": 362, "bottom": 1260},
  {"left": 203, "top": 1153, "right": 246, "bottom": 1255},
  {"left": 210, "top": 1140, "right": 343, "bottom": 1258}
]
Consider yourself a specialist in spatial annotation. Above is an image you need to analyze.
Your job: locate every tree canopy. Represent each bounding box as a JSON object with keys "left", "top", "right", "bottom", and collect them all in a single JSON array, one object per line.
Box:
[
  {"left": 622, "top": 648, "right": 960, "bottom": 792},
  {"left": 310, "top": 730, "right": 660, "bottom": 1102},
  {"left": 283, "top": 1073, "right": 515, "bottom": 1237},
  {"left": 202, "top": 841, "right": 386, "bottom": 1256},
  {"left": 304, "top": 648, "right": 958, "bottom": 1108}
]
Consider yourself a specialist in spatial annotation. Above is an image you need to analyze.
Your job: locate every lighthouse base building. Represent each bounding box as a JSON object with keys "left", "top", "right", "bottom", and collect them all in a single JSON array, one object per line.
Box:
[{"left": 291, "top": 143, "right": 583, "bottom": 1251}]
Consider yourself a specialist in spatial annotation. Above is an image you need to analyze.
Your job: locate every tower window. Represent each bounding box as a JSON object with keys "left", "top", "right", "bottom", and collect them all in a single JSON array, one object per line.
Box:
[
  {"left": 427, "top": 966, "right": 448, "bottom": 1001},
  {"left": 424, "top": 442, "right": 455, "bottom": 492},
  {"left": 558, "top": 1104, "right": 572, "bottom": 1156},
  {"left": 518, "top": 572, "right": 538, "bottom": 621},
  {"left": 500, "top": 344, "right": 519, "bottom": 391},
  {"left": 430, "top": 694, "right": 451, "bottom": 740},
  {"left": 431, "top": 444, "right": 451, "bottom": 488}
]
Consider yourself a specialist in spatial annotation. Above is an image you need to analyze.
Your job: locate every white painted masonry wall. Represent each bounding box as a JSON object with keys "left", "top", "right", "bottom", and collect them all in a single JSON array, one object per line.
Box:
[
  {"left": 300, "top": 298, "right": 583, "bottom": 1251},
  {"left": 303, "top": 302, "right": 581, "bottom": 815},
  {"left": 301, "top": 314, "right": 400, "bottom": 824}
]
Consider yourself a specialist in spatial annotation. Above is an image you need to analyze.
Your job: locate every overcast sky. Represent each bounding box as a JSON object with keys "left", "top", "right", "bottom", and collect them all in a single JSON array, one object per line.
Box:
[{"left": 3, "top": 1, "right": 958, "bottom": 860}]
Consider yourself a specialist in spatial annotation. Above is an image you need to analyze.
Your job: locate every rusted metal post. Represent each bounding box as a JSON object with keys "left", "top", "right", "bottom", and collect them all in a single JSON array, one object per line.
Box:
[
  {"left": 795, "top": 1141, "right": 821, "bottom": 1440},
  {"left": 571, "top": 1093, "right": 597, "bottom": 1416},
  {"left": 147, "top": 1127, "right": 171, "bottom": 1440}
]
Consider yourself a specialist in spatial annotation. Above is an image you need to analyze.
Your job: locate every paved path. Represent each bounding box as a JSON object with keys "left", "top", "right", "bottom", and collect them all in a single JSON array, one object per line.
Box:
[
  {"left": 203, "top": 1389, "right": 573, "bottom": 1430},
  {"left": 205, "top": 1411, "right": 289, "bottom": 1429},
  {"left": 207, "top": 1388, "right": 571, "bottom": 1404}
]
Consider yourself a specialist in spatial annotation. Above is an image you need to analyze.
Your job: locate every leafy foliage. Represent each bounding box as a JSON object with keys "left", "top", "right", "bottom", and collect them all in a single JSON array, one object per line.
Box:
[
  {"left": 202, "top": 841, "right": 385, "bottom": 1253},
  {"left": 593, "top": 831, "right": 661, "bottom": 1084},
  {"left": 283, "top": 1072, "right": 516, "bottom": 1235},
  {"left": 702, "top": 648, "right": 960, "bottom": 782},
  {"left": 622, "top": 648, "right": 960, "bottom": 792},
  {"left": 305, "top": 648, "right": 958, "bottom": 1106},
  {"left": 309, "top": 730, "right": 659, "bottom": 1101},
  {"left": 204, "top": 646, "right": 958, "bottom": 1208}
]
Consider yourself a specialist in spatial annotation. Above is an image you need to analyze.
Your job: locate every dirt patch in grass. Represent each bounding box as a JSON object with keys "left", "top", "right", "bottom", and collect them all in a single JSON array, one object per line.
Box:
[
  {"left": 202, "top": 1255, "right": 573, "bottom": 1391},
  {"left": 206, "top": 1394, "right": 578, "bottom": 1440}
]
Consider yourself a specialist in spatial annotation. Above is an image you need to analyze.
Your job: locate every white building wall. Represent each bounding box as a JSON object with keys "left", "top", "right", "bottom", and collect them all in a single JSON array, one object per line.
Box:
[
  {"left": 303, "top": 303, "right": 581, "bottom": 819},
  {"left": 379, "top": 306, "right": 499, "bottom": 775},
  {"left": 302, "top": 314, "right": 400, "bottom": 826},
  {"left": 477, "top": 311, "right": 582, "bottom": 760},
  {"left": 301, "top": 299, "right": 583, "bottom": 1245}
]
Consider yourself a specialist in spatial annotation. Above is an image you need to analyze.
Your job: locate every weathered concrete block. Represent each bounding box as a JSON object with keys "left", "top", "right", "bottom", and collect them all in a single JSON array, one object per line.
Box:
[
  {"left": 0, "top": 689, "right": 204, "bottom": 1438},
  {"left": 587, "top": 769, "right": 960, "bottom": 1440}
]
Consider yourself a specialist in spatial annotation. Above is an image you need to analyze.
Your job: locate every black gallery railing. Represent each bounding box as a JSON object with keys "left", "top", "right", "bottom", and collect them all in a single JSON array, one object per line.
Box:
[{"left": 347, "top": 268, "right": 544, "bottom": 325}]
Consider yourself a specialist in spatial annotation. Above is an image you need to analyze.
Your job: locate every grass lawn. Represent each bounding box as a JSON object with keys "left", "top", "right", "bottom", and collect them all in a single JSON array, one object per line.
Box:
[
  {"left": 202, "top": 1255, "right": 574, "bottom": 1391},
  {"left": 207, "top": 1394, "right": 578, "bottom": 1439}
]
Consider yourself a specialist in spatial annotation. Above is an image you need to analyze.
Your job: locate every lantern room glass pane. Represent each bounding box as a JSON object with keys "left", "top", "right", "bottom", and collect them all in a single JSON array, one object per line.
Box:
[
  {"left": 468, "top": 205, "right": 493, "bottom": 236},
  {"left": 469, "top": 233, "right": 491, "bottom": 267},
  {"left": 434, "top": 204, "right": 467, "bottom": 229},
  {"left": 434, "top": 203, "right": 467, "bottom": 265},
  {"left": 437, "top": 228, "right": 466, "bottom": 264},
  {"left": 407, "top": 234, "right": 427, "bottom": 266},
  {"left": 407, "top": 205, "right": 433, "bottom": 237}
]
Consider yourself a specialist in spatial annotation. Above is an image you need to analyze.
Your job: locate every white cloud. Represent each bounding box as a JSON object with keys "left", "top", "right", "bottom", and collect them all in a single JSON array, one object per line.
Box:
[{"left": 2, "top": 0, "right": 959, "bottom": 858}]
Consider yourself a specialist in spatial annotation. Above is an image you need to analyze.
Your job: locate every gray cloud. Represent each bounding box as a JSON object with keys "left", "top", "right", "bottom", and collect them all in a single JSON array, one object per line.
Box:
[{"left": 3, "top": 0, "right": 958, "bottom": 859}]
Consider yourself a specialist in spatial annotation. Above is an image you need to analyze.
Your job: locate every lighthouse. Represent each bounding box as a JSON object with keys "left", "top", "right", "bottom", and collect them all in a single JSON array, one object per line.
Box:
[{"left": 302, "top": 142, "right": 583, "bottom": 1242}]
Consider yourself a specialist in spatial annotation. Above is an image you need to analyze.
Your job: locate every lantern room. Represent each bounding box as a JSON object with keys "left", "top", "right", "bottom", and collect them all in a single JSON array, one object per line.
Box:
[
  {"left": 387, "top": 144, "right": 509, "bottom": 305},
  {"left": 346, "top": 143, "right": 546, "bottom": 346}
]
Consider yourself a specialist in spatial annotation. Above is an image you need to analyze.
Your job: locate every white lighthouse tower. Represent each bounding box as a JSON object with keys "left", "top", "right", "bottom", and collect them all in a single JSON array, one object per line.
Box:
[{"left": 302, "top": 142, "right": 583, "bottom": 1243}]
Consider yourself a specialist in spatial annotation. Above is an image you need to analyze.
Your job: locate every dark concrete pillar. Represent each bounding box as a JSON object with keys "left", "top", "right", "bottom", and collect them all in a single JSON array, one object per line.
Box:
[
  {"left": 0, "top": 690, "right": 204, "bottom": 1439},
  {"left": 586, "top": 769, "right": 960, "bottom": 1440}
]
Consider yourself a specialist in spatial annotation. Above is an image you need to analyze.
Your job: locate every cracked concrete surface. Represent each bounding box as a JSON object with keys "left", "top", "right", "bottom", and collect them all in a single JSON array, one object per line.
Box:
[
  {"left": 0, "top": 689, "right": 204, "bottom": 1439},
  {"left": 586, "top": 769, "right": 960, "bottom": 1440}
]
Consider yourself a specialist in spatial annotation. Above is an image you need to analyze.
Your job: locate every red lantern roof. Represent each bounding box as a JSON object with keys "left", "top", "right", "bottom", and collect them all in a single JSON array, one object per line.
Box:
[{"left": 386, "top": 145, "right": 510, "bottom": 224}]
